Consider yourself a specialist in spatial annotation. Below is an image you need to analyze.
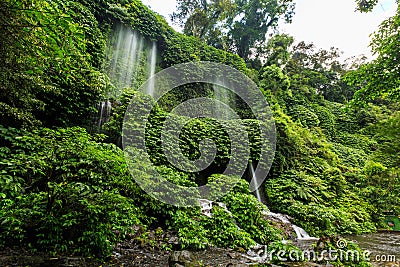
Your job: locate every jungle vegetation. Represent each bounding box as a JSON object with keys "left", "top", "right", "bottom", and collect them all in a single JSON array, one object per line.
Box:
[{"left": 0, "top": 0, "right": 399, "bottom": 265}]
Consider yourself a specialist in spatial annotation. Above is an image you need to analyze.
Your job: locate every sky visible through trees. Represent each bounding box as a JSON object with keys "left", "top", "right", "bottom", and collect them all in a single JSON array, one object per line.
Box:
[{"left": 144, "top": 0, "right": 397, "bottom": 59}]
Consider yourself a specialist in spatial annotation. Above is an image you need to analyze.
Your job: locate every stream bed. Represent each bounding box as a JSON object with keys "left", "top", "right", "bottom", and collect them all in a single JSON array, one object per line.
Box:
[
  {"left": 1, "top": 232, "right": 398, "bottom": 266},
  {"left": 348, "top": 232, "right": 400, "bottom": 266}
]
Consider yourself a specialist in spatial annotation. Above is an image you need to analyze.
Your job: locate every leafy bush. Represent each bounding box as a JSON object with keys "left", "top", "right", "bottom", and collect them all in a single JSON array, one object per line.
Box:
[
  {"left": 266, "top": 169, "right": 376, "bottom": 236},
  {"left": 168, "top": 205, "right": 255, "bottom": 250},
  {"left": 0, "top": 126, "right": 146, "bottom": 256},
  {"left": 220, "top": 179, "right": 282, "bottom": 244},
  {"left": 288, "top": 105, "right": 320, "bottom": 128}
]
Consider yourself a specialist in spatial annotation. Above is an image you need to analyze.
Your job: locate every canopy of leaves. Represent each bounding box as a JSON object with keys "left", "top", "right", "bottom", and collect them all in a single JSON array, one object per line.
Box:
[
  {"left": 345, "top": 4, "right": 400, "bottom": 106},
  {"left": 171, "top": 0, "right": 295, "bottom": 61}
]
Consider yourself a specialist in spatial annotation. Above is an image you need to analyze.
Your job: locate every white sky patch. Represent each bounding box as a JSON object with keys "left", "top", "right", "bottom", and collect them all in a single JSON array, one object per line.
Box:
[
  {"left": 280, "top": 0, "right": 397, "bottom": 59},
  {"left": 142, "top": 0, "right": 177, "bottom": 25},
  {"left": 142, "top": 0, "right": 397, "bottom": 60}
]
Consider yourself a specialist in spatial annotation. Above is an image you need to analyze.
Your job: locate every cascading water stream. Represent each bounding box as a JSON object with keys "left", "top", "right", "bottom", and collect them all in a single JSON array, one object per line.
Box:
[
  {"left": 213, "top": 80, "right": 232, "bottom": 120},
  {"left": 96, "top": 100, "right": 112, "bottom": 131},
  {"left": 292, "top": 225, "right": 318, "bottom": 241},
  {"left": 107, "top": 25, "right": 145, "bottom": 95},
  {"left": 146, "top": 42, "right": 157, "bottom": 97},
  {"left": 250, "top": 162, "right": 318, "bottom": 242},
  {"left": 198, "top": 179, "right": 317, "bottom": 264},
  {"left": 122, "top": 31, "right": 140, "bottom": 89},
  {"left": 267, "top": 212, "right": 318, "bottom": 241},
  {"left": 106, "top": 24, "right": 158, "bottom": 98},
  {"left": 249, "top": 163, "right": 262, "bottom": 203}
]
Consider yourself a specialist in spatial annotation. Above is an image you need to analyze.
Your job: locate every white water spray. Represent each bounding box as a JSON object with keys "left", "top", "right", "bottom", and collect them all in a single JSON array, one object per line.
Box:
[
  {"left": 292, "top": 225, "right": 319, "bottom": 241},
  {"left": 267, "top": 212, "right": 318, "bottom": 241}
]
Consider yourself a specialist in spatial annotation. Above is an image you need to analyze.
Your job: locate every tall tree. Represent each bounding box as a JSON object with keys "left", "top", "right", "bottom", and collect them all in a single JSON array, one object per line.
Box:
[
  {"left": 171, "top": 0, "right": 295, "bottom": 61},
  {"left": 277, "top": 41, "right": 361, "bottom": 103},
  {"left": 228, "top": 0, "right": 295, "bottom": 61},
  {"left": 171, "top": 0, "right": 234, "bottom": 44},
  {"left": 355, "top": 0, "right": 379, "bottom": 12},
  {"left": 261, "top": 34, "right": 294, "bottom": 67}
]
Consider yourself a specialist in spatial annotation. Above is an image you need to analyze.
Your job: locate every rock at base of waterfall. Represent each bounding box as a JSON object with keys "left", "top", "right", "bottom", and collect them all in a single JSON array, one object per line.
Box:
[
  {"left": 292, "top": 225, "right": 319, "bottom": 241},
  {"left": 199, "top": 199, "right": 233, "bottom": 218},
  {"left": 265, "top": 212, "right": 319, "bottom": 242},
  {"left": 169, "top": 251, "right": 200, "bottom": 267}
]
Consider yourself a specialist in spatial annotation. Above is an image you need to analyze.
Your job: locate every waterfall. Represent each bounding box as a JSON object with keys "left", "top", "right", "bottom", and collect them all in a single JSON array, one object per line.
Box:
[
  {"left": 123, "top": 32, "right": 143, "bottom": 89},
  {"left": 267, "top": 212, "right": 319, "bottom": 241},
  {"left": 267, "top": 212, "right": 291, "bottom": 224},
  {"left": 96, "top": 100, "right": 112, "bottom": 131},
  {"left": 213, "top": 80, "right": 232, "bottom": 120},
  {"left": 107, "top": 25, "right": 142, "bottom": 96},
  {"left": 199, "top": 199, "right": 232, "bottom": 218},
  {"left": 249, "top": 163, "right": 262, "bottom": 203},
  {"left": 93, "top": 25, "right": 159, "bottom": 132},
  {"left": 105, "top": 24, "right": 158, "bottom": 98},
  {"left": 247, "top": 162, "right": 317, "bottom": 242},
  {"left": 198, "top": 199, "right": 318, "bottom": 263},
  {"left": 146, "top": 42, "right": 157, "bottom": 97},
  {"left": 292, "top": 225, "right": 318, "bottom": 241},
  {"left": 199, "top": 199, "right": 213, "bottom": 217}
]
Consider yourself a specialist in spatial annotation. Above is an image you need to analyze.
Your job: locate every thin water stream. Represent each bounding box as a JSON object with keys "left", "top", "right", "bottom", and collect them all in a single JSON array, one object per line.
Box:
[{"left": 249, "top": 163, "right": 262, "bottom": 203}]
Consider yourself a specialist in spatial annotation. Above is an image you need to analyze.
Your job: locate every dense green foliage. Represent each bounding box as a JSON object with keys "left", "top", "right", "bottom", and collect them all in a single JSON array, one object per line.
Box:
[
  {"left": 0, "top": 126, "right": 146, "bottom": 255},
  {"left": 0, "top": 125, "right": 281, "bottom": 255},
  {"left": 257, "top": 34, "right": 400, "bottom": 231},
  {"left": 0, "top": 0, "right": 106, "bottom": 128},
  {"left": 0, "top": 0, "right": 399, "bottom": 265}
]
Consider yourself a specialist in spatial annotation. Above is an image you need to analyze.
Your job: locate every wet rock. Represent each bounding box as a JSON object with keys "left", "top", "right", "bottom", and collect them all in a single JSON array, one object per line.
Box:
[
  {"left": 228, "top": 252, "right": 238, "bottom": 259},
  {"left": 168, "top": 236, "right": 179, "bottom": 245},
  {"left": 169, "top": 250, "right": 201, "bottom": 267},
  {"left": 0, "top": 255, "right": 89, "bottom": 267}
]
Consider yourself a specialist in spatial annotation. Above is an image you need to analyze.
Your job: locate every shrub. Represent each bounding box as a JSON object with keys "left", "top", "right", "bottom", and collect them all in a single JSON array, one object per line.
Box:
[{"left": 0, "top": 126, "right": 146, "bottom": 256}]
